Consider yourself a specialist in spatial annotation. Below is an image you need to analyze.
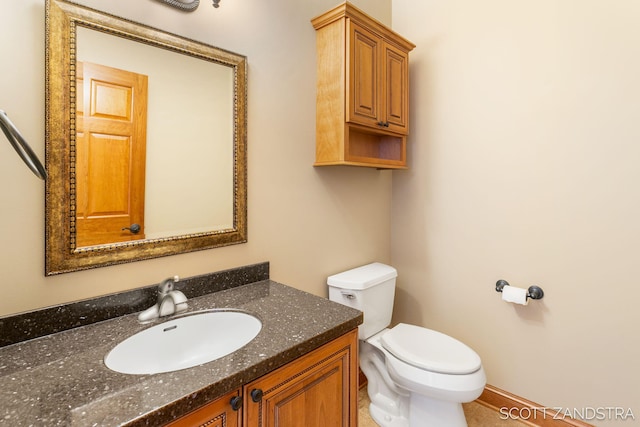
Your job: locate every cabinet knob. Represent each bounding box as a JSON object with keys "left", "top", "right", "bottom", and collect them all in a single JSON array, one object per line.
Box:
[
  {"left": 250, "top": 388, "right": 263, "bottom": 402},
  {"left": 377, "top": 121, "right": 390, "bottom": 128},
  {"left": 230, "top": 395, "right": 242, "bottom": 411}
]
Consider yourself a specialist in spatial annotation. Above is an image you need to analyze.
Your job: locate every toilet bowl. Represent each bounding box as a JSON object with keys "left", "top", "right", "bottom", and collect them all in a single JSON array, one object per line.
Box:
[{"left": 327, "top": 263, "right": 486, "bottom": 427}]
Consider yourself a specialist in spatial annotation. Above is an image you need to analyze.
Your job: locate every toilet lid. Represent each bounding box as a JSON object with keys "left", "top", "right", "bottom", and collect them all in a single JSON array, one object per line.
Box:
[{"left": 380, "top": 323, "right": 481, "bottom": 375}]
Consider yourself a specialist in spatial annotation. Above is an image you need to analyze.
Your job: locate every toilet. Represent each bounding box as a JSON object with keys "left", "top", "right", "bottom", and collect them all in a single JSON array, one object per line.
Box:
[{"left": 328, "top": 263, "right": 486, "bottom": 427}]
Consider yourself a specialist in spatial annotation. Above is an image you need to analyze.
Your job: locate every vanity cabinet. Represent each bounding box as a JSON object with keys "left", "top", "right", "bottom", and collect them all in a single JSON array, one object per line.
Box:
[
  {"left": 312, "top": 2, "right": 415, "bottom": 169},
  {"left": 169, "top": 329, "right": 358, "bottom": 427},
  {"left": 166, "top": 389, "right": 242, "bottom": 427},
  {"left": 244, "top": 329, "right": 358, "bottom": 426}
]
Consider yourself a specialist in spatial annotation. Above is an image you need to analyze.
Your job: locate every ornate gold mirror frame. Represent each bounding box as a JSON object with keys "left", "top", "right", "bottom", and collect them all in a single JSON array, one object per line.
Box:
[{"left": 45, "top": 0, "right": 247, "bottom": 275}]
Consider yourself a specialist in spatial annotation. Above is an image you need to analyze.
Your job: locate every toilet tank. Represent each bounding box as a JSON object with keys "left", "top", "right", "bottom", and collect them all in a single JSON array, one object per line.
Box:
[{"left": 327, "top": 262, "right": 397, "bottom": 340}]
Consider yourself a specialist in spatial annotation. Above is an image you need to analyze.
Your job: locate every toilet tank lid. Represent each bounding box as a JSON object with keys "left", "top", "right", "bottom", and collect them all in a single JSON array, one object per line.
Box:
[{"left": 327, "top": 262, "right": 397, "bottom": 289}]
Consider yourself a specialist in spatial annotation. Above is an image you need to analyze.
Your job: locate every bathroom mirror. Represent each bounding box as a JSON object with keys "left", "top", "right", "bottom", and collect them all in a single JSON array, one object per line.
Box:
[{"left": 45, "top": 0, "right": 247, "bottom": 275}]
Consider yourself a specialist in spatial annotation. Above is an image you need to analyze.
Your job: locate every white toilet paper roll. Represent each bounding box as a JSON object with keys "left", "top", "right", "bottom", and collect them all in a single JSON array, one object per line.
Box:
[{"left": 501, "top": 285, "right": 529, "bottom": 305}]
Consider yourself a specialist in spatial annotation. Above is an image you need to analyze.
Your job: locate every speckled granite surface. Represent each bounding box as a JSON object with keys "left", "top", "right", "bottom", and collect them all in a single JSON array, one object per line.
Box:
[
  {"left": 0, "top": 262, "right": 270, "bottom": 348},
  {"left": 0, "top": 266, "right": 362, "bottom": 426}
]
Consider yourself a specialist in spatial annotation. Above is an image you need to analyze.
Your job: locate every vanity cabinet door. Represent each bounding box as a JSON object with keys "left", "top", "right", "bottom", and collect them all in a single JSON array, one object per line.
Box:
[
  {"left": 243, "top": 329, "right": 358, "bottom": 427},
  {"left": 166, "top": 389, "right": 242, "bottom": 427}
]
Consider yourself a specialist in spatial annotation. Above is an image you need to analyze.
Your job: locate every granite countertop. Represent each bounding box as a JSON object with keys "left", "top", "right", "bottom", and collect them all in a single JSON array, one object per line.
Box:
[{"left": 0, "top": 279, "right": 362, "bottom": 426}]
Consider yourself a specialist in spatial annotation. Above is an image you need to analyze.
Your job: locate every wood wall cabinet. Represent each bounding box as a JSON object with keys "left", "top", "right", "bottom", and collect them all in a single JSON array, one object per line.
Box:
[
  {"left": 312, "top": 2, "right": 415, "bottom": 169},
  {"left": 168, "top": 329, "right": 358, "bottom": 427}
]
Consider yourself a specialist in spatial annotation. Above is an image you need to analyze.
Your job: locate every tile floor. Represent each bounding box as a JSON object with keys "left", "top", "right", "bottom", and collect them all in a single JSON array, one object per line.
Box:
[{"left": 358, "top": 388, "right": 529, "bottom": 427}]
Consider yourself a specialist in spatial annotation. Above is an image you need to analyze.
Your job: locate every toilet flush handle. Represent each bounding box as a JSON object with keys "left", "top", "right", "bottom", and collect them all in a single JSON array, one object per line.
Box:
[{"left": 340, "top": 291, "right": 356, "bottom": 300}]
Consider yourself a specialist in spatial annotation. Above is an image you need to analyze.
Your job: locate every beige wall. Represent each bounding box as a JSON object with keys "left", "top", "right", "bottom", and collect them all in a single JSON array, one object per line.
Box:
[
  {"left": 0, "top": 0, "right": 392, "bottom": 316},
  {"left": 392, "top": 0, "right": 640, "bottom": 425}
]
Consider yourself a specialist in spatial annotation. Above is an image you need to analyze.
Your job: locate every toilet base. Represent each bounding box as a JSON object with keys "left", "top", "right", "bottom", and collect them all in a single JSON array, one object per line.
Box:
[
  {"left": 408, "top": 393, "right": 467, "bottom": 427},
  {"left": 367, "top": 392, "right": 468, "bottom": 427},
  {"left": 369, "top": 403, "right": 409, "bottom": 427}
]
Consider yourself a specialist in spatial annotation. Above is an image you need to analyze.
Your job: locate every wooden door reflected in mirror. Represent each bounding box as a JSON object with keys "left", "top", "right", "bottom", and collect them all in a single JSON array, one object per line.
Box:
[{"left": 76, "top": 62, "right": 148, "bottom": 247}]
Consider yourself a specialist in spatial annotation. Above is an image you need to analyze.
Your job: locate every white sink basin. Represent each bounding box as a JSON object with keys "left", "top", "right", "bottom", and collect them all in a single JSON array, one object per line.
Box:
[{"left": 104, "top": 310, "right": 262, "bottom": 375}]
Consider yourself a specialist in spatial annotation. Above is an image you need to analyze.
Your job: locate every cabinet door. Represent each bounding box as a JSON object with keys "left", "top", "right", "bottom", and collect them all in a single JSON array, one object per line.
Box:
[
  {"left": 244, "top": 330, "right": 358, "bottom": 427},
  {"left": 383, "top": 42, "right": 410, "bottom": 135},
  {"left": 165, "top": 389, "right": 242, "bottom": 427},
  {"left": 348, "top": 21, "right": 381, "bottom": 128},
  {"left": 348, "top": 22, "right": 410, "bottom": 136}
]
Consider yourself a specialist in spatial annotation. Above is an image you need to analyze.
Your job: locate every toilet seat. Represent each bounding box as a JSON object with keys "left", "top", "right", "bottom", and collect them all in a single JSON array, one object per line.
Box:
[{"left": 380, "top": 323, "right": 481, "bottom": 375}]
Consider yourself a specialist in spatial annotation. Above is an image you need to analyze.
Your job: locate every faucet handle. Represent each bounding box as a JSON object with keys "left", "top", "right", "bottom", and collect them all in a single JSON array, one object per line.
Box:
[{"left": 158, "top": 275, "right": 180, "bottom": 294}]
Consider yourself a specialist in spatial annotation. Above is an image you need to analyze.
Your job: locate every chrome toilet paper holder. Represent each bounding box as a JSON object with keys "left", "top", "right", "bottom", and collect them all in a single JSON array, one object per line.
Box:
[{"left": 495, "top": 280, "right": 544, "bottom": 300}]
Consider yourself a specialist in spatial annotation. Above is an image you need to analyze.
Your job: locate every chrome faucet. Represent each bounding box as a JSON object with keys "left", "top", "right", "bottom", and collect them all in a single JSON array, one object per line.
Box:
[{"left": 138, "top": 276, "right": 188, "bottom": 322}]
